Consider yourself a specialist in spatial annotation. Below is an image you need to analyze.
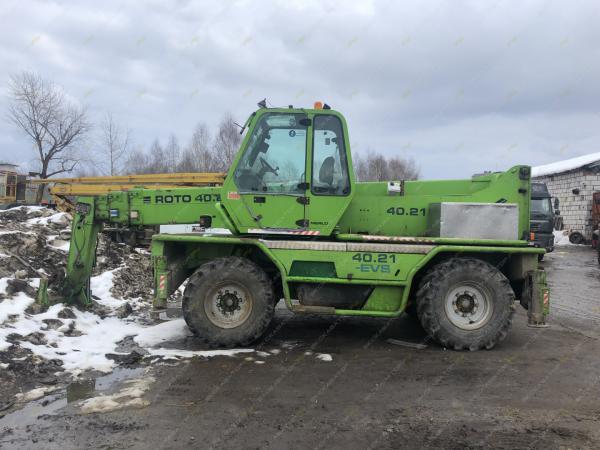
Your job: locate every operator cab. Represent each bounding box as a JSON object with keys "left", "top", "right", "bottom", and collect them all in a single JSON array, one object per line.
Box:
[
  {"left": 233, "top": 113, "right": 350, "bottom": 196},
  {"left": 223, "top": 104, "right": 354, "bottom": 236}
]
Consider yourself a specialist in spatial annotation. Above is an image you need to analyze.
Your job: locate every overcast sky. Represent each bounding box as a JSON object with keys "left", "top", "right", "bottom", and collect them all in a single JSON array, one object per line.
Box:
[{"left": 0, "top": 0, "right": 599, "bottom": 178}]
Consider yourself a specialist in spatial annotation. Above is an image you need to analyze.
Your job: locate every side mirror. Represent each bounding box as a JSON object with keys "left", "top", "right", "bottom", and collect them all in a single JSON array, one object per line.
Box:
[{"left": 554, "top": 197, "right": 560, "bottom": 210}]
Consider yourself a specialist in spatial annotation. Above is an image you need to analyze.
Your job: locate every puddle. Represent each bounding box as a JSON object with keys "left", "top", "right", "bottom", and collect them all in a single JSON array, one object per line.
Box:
[
  {"left": 67, "top": 379, "right": 95, "bottom": 403},
  {"left": 0, "top": 392, "right": 66, "bottom": 429},
  {"left": 67, "top": 367, "right": 146, "bottom": 402},
  {"left": 0, "top": 367, "right": 146, "bottom": 432},
  {"left": 78, "top": 376, "right": 154, "bottom": 414}
]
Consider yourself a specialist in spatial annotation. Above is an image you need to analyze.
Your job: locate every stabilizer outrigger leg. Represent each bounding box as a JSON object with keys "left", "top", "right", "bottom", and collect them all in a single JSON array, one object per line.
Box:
[
  {"left": 35, "top": 278, "right": 49, "bottom": 306},
  {"left": 35, "top": 198, "right": 101, "bottom": 307},
  {"left": 526, "top": 269, "right": 549, "bottom": 328}
]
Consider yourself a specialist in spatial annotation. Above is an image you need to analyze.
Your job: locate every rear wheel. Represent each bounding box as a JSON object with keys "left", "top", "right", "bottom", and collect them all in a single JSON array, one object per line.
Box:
[
  {"left": 416, "top": 258, "right": 515, "bottom": 350},
  {"left": 182, "top": 257, "right": 275, "bottom": 347}
]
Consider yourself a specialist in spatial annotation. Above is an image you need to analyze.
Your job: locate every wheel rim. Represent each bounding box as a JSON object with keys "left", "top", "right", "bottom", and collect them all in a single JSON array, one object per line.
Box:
[
  {"left": 444, "top": 282, "right": 493, "bottom": 330},
  {"left": 204, "top": 281, "right": 253, "bottom": 329}
]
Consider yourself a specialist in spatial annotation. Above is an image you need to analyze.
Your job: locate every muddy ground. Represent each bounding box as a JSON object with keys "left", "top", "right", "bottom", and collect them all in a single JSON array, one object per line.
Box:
[{"left": 1, "top": 245, "right": 600, "bottom": 449}]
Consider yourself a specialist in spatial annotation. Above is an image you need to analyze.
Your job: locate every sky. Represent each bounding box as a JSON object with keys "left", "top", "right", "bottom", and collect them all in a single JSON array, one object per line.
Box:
[{"left": 0, "top": 0, "right": 599, "bottom": 179}]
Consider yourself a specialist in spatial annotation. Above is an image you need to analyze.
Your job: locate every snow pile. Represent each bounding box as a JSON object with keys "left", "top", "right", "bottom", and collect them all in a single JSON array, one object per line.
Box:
[{"left": 532, "top": 152, "right": 600, "bottom": 178}]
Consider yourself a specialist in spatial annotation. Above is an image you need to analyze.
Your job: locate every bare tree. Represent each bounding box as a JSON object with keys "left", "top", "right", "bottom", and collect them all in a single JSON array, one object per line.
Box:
[
  {"left": 119, "top": 113, "right": 241, "bottom": 175},
  {"left": 187, "top": 123, "right": 215, "bottom": 172},
  {"left": 73, "top": 163, "right": 100, "bottom": 177},
  {"left": 7, "top": 71, "right": 90, "bottom": 201},
  {"left": 164, "top": 134, "right": 180, "bottom": 173},
  {"left": 124, "top": 147, "right": 150, "bottom": 174},
  {"left": 177, "top": 149, "right": 196, "bottom": 173},
  {"left": 354, "top": 150, "right": 419, "bottom": 181},
  {"left": 213, "top": 113, "right": 241, "bottom": 171},
  {"left": 100, "top": 112, "right": 130, "bottom": 176},
  {"left": 388, "top": 155, "right": 419, "bottom": 180},
  {"left": 147, "top": 139, "right": 168, "bottom": 173}
]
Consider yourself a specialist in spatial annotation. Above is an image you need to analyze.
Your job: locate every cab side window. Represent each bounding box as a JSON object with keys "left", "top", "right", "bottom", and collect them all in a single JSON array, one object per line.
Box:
[{"left": 311, "top": 115, "right": 350, "bottom": 196}]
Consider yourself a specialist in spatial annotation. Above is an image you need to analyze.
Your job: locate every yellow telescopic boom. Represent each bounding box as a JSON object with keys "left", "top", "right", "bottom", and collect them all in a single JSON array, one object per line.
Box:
[{"left": 30, "top": 172, "right": 226, "bottom": 186}]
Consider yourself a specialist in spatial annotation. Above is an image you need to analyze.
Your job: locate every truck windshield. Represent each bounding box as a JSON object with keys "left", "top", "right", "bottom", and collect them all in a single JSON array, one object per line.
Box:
[{"left": 531, "top": 198, "right": 552, "bottom": 216}]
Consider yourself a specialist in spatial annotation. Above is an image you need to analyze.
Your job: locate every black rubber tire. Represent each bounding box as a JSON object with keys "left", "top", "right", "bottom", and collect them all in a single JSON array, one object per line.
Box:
[
  {"left": 182, "top": 256, "right": 275, "bottom": 348},
  {"left": 569, "top": 232, "right": 584, "bottom": 245},
  {"left": 416, "top": 258, "right": 515, "bottom": 351}
]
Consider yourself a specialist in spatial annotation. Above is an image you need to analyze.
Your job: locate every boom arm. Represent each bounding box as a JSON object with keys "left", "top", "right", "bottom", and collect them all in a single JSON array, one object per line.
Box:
[
  {"left": 30, "top": 172, "right": 226, "bottom": 212},
  {"left": 59, "top": 185, "right": 234, "bottom": 304}
]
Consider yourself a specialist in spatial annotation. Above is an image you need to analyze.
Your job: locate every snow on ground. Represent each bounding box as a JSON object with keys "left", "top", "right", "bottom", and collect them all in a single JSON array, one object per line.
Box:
[
  {"left": 134, "top": 318, "right": 190, "bottom": 347},
  {"left": 554, "top": 230, "right": 575, "bottom": 246},
  {"left": 26, "top": 211, "right": 70, "bottom": 227},
  {"left": 47, "top": 236, "right": 70, "bottom": 252},
  {"left": 0, "top": 230, "right": 36, "bottom": 236},
  {"left": 0, "top": 290, "right": 254, "bottom": 374},
  {"left": 90, "top": 270, "right": 124, "bottom": 309},
  {"left": 146, "top": 346, "right": 255, "bottom": 360},
  {"left": 0, "top": 206, "right": 254, "bottom": 377},
  {"left": 0, "top": 294, "right": 34, "bottom": 343},
  {"left": 14, "top": 386, "right": 59, "bottom": 403}
]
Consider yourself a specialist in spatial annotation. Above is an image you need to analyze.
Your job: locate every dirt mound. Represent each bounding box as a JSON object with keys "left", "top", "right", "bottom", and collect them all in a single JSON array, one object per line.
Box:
[
  {"left": 0, "top": 206, "right": 153, "bottom": 300},
  {"left": 0, "top": 206, "right": 47, "bottom": 226},
  {"left": 111, "top": 252, "right": 153, "bottom": 301}
]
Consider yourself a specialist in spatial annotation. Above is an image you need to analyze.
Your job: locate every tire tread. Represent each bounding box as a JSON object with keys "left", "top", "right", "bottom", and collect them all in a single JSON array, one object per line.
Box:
[{"left": 415, "top": 258, "right": 515, "bottom": 351}]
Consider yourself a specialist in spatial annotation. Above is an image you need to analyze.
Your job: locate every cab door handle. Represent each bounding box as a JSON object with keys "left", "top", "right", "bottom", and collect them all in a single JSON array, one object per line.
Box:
[{"left": 253, "top": 196, "right": 266, "bottom": 203}]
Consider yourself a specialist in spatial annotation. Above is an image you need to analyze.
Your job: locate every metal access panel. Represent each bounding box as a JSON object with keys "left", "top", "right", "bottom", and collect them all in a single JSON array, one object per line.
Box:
[{"left": 427, "top": 202, "right": 519, "bottom": 240}]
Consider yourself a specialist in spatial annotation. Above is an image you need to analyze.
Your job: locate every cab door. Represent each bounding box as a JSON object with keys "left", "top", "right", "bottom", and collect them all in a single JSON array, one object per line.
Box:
[
  {"left": 305, "top": 113, "right": 354, "bottom": 236},
  {"left": 222, "top": 111, "right": 310, "bottom": 233}
]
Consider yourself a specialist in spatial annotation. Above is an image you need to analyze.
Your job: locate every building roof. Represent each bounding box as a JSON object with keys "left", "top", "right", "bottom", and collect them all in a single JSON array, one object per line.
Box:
[{"left": 532, "top": 152, "right": 600, "bottom": 178}]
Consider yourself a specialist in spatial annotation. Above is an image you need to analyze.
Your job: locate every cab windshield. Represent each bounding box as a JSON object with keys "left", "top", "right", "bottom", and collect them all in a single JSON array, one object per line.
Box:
[
  {"left": 234, "top": 113, "right": 308, "bottom": 194},
  {"left": 531, "top": 198, "right": 552, "bottom": 217}
]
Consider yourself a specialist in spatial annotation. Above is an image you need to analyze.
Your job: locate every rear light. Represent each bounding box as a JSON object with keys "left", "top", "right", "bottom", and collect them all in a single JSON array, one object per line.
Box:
[{"left": 530, "top": 232, "right": 535, "bottom": 241}]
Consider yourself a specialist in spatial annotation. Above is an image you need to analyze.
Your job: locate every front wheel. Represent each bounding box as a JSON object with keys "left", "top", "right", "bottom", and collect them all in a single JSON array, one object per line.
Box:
[
  {"left": 182, "top": 257, "right": 275, "bottom": 347},
  {"left": 416, "top": 258, "right": 515, "bottom": 351}
]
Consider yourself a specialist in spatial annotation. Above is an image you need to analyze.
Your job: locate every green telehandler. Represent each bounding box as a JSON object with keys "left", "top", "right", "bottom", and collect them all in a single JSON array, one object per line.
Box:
[{"left": 42, "top": 103, "right": 549, "bottom": 351}]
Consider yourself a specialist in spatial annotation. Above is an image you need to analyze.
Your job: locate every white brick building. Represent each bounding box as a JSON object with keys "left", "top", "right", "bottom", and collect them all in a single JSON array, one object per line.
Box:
[{"left": 532, "top": 152, "right": 600, "bottom": 240}]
